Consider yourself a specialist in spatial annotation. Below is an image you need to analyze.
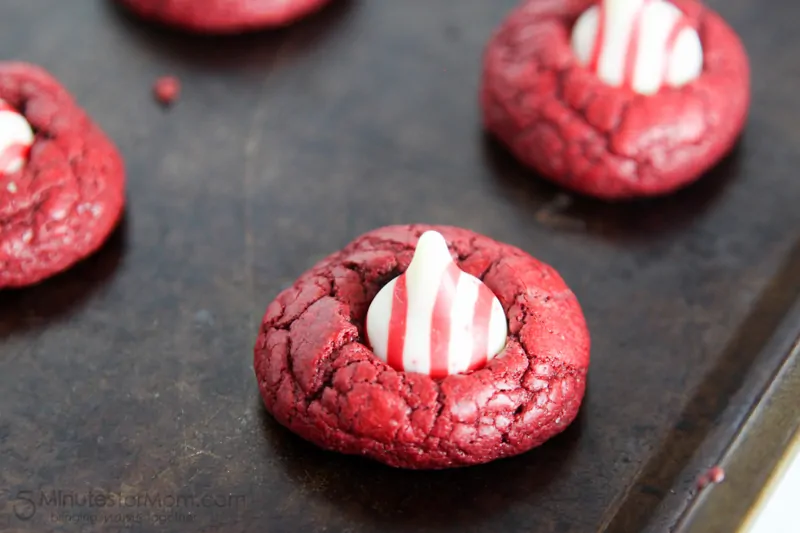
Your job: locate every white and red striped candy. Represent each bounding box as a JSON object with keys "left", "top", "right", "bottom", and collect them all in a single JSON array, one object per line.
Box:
[
  {"left": 366, "top": 231, "right": 507, "bottom": 378},
  {"left": 0, "top": 98, "right": 34, "bottom": 176},
  {"left": 571, "top": 0, "right": 703, "bottom": 95}
]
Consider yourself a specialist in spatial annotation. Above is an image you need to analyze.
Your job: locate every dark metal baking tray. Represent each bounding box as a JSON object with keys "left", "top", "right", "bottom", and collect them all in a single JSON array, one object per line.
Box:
[
  {"left": 676, "top": 327, "right": 800, "bottom": 533},
  {"left": 1, "top": 1, "right": 799, "bottom": 532}
]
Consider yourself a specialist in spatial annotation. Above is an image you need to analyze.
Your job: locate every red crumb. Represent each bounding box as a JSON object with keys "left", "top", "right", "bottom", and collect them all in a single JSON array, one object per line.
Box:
[
  {"left": 697, "top": 465, "right": 726, "bottom": 490},
  {"left": 153, "top": 76, "right": 180, "bottom": 106},
  {"left": 708, "top": 466, "right": 726, "bottom": 483}
]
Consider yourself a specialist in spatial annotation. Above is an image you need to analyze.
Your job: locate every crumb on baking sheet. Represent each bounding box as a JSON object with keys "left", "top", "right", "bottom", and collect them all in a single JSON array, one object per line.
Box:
[
  {"left": 153, "top": 76, "right": 180, "bottom": 106},
  {"left": 697, "top": 465, "right": 726, "bottom": 490}
]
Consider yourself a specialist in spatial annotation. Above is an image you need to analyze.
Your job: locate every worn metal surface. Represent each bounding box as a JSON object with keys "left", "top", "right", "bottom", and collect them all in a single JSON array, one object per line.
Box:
[
  {"left": 1, "top": 1, "right": 799, "bottom": 532},
  {"left": 675, "top": 315, "right": 800, "bottom": 533}
]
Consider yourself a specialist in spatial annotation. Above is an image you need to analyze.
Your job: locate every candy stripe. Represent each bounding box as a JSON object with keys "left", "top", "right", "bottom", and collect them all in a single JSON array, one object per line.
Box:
[
  {"left": 386, "top": 276, "right": 408, "bottom": 372},
  {"left": 0, "top": 102, "right": 34, "bottom": 176},
  {"left": 587, "top": 1, "right": 607, "bottom": 72},
  {"left": 662, "top": 18, "right": 691, "bottom": 83},
  {"left": 468, "top": 283, "right": 496, "bottom": 371},
  {"left": 578, "top": 0, "right": 699, "bottom": 94},
  {"left": 366, "top": 230, "right": 507, "bottom": 377},
  {"left": 621, "top": 0, "right": 651, "bottom": 89},
  {"left": 447, "top": 273, "right": 479, "bottom": 374},
  {"left": 0, "top": 143, "right": 30, "bottom": 175},
  {"left": 383, "top": 267, "right": 500, "bottom": 376},
  {"left": 429, "top": 263, "right": 461, "bottom": 378}
]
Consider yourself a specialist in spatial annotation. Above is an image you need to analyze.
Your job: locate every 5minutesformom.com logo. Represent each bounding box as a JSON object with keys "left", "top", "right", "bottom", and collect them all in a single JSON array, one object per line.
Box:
[
  {"left": 13, "top": 491, "right": 35, "bottom": 521},
  {"left": 8, "top": 489, "right": 246, "bottom": 522}
]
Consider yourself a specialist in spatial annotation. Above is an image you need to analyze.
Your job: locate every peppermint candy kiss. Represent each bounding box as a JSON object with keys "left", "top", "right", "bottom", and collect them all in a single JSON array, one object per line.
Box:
[
  {"left": 366, "top": 231, "right": 507, "bottom": 378},
  {"left": 0, "top": 98, "right": 34, "bottom": 176},
  {"left": 571, "top": 0, "right": 703, "bottom": 95}
]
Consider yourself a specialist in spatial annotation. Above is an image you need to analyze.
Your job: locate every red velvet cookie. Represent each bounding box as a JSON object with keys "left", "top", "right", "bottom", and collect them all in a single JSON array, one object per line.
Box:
[
  {"left": 254, "top": 225, "right": 590, "bottom": 469},
  {"left": 0, "top": 62, "right": 125, "bottom": 289},
  {"left": 117, "top": 0, "right": 332, "bottom": 34},
  {"left": 481, "top": 0, "right": 750, "bottom": 200}
]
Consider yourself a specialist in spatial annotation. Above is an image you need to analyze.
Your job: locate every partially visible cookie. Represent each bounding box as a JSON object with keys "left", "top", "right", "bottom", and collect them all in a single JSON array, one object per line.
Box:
[
  {"left": 0, "top": 62, "right": 125, "bottom": 288},
  {"left": 117, "top": 0, "right": 333, "bottom": 33},
  {"left": 254, "top": 225, "right": 591, "bottom": 469},
  {"left": 481, "top": 0, "right": 750, "bottom": 200}
]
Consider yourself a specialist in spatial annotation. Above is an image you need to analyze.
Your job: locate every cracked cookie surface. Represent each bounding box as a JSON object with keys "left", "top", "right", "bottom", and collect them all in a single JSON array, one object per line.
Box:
[
  {"left": 117, "top": 0, "right": 332, "bottom": 33},
  {"left": 254, "top": 225, "right": 590, "bottom": 469},
  {"left": 481, "top": 0, "right": 750, "bottom": 200},
  {"left": 0, "top": 62, "right": 125, "bottom": 288}
]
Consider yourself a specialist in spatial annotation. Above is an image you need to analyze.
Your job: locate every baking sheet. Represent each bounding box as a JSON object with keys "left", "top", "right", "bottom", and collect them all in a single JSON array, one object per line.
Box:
[{"left": 1, "top": 1, "right": 799, "bottom": 532}]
